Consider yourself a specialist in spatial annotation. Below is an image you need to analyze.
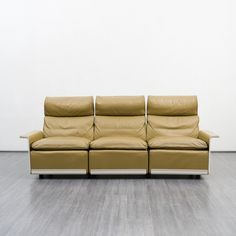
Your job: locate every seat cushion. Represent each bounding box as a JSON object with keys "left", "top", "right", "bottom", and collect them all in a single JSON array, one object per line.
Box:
[
  {"left": 31, "top": 137, "right": 90, "bottom": 150},
  {"left": 148, "top": 136, "right": 208, "bottom": 150},
  {"left": 90, "top": 136, "right": 147, "bottom": 150}
]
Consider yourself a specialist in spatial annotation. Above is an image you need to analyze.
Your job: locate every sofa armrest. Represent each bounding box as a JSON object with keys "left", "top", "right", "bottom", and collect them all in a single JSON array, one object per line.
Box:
[
  {"left": 20, "top": 131, "right": 44, "bottom": 145},
  {"left": 198, "top": 130, "right": 219, "bottom": 145}
]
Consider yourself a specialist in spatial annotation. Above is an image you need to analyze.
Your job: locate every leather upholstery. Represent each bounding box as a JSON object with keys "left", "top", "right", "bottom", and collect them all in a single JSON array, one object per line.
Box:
[
  {"left": 148, "top": 96, "right": 198, "bottom": 116},
  {"left": 94, "top": 116, "right": 146, "bottom": 140},
  {"left": 149, "top": 150, "right": 208, "bottom": 170},
  {"left": 94, "top": 96, "right": 146, "bottom": 140},
  {"left": 32, "top": 97, "right": 91, "bottom": 170},
  {"left": 148, "top": 136, "right": 208, "bottom": 150},
  {"left": 96, "top": 96, "right": 145, "bottom": 116},
  {"left": 31, "top": 151, "right": 88, "bottom": 170},
  {"left": 89, "top": 150, "right": 148, "bottom": 170},
  {"left": 90, "top": 96, "right": 148, "bottom": 172},
  {"left": 147, "top": 115, "right": 199, "bottom": 140},
  {"left": 147, "top": 96, "right": 199, "bottom": 140},
  {"left": 43, "top": 116, "right": 93, "bottom": 140},
  {"left": 198, "top": 130, "right": 217, "bottom": 144},
  {"left": 147, "top": 96, "right": 209, "bottom": 171},
  {"left": 32, "top": 136, "right": 90, "bottom": 150},
  {"left": 43, "top": 96, "right": 94, "bottom": 140},
  {"left": 90, "top": 136, "right": 147, "bottom": 150},
  {"left": 24, "top": 131, "right": 44, "bottom": 145},
  {"left": 45, "top": 96, "right": 94, "bottom": 116},
  {"left": 23, "top": 95, "right": 216, "bottom": 175}
]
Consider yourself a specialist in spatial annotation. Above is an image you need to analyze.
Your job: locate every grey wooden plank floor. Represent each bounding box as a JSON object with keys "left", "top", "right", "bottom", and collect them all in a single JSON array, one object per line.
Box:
[{"left": 0, "top": 152, "right": 236, "bottom": 236}]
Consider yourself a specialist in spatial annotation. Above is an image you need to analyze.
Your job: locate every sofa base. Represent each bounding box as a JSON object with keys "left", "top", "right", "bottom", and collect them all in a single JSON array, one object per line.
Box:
[
  {"left": 30, "top": 150, "right": 88, "bottom": 174},
  {"left": 89, "top": 150, "right": 148, "bottom": 174},
  {"left": 149, "top": 150, "right": 209, "bottom": 173},
  {"left": 150, "top": 169, "right": 208, "bottom": 175},
  {"left": 90, "top": 169, "right": 147, "bottom": 175},
  {"left": 31, "top": 169, "right": 87, "bottom": 175}
]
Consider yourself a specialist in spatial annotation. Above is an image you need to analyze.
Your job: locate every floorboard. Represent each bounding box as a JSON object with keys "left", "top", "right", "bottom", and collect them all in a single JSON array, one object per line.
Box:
[{"left": 0, "top": 152, "right": 236, "bottom": 236}]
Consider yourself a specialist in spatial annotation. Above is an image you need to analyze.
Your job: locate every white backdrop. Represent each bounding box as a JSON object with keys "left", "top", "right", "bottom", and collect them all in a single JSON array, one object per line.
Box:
[{"left": 0, "top": 0, "right": 235, "bottom": 151}]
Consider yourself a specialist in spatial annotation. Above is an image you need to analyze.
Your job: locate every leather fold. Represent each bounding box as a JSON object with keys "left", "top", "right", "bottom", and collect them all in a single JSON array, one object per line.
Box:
[{"left": 198, "top": 130, "right": 219, "bottom": 144}]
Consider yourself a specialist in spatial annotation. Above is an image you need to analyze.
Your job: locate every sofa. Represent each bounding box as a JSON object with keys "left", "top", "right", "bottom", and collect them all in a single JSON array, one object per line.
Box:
[
  {"left": 147, "top": 96, "right": 218, "bottom": 175},
  {"left": 21, "top": 96, "right": 94, "bottom": 175},
  {"left": 89, "top": 96, "right": 148, "bottom": 174},
  {"left": 21, "top": 95, "right": 218, "bottom": 177}
]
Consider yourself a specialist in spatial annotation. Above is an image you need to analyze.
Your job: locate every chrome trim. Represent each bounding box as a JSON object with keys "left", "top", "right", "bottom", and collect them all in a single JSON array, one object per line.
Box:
[
  {"left": 150, "top": 169, "right": 208, "bottom": 175},
  {"left": 31, "top": 169, "right": 87, "bottom": 175},
  {"left": 90, "top": 169, "right": 147, "bottom": 175}
]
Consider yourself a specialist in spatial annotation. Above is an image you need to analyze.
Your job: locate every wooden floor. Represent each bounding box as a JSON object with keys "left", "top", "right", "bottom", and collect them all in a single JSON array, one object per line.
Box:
[{"left": 0, "top": 152, "right": 236, "bottom": 236}]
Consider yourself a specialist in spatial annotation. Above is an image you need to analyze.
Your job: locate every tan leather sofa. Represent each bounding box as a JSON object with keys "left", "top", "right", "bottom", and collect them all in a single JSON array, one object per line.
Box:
[
  {"left": 89, "top": 96, "right": 148, "bottom": 174},
  {"left": 147, "top": 96, "right": 218, "bottom": 175},
  {"left": 21, "top": 95, "right": 218, "bottom": 177},
  {"left": 21, "top": 96, "right": 94, "bottom": 175}
]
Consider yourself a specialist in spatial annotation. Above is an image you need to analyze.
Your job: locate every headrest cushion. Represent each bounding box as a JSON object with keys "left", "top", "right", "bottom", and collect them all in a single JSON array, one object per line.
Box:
[
  {"left": 96, "top": 96, "right": 145, "bottom": 116},
  {"left": 148, "top": 96, "right": 198, "bottom": 116},
  {"left": 45, "top": 96, "right": 94, "bottom": 117}
]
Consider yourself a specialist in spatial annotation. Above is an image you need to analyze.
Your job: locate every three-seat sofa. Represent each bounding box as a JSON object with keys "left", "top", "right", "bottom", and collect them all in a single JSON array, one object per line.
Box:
[{"left": 21, "top": 95, "right": 218, "bottom": 177}]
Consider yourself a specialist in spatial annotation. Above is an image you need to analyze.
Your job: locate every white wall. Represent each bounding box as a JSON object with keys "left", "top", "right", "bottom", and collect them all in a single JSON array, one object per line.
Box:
[{"left": 0, "top": 0, "right": 235, "bottom": 151}]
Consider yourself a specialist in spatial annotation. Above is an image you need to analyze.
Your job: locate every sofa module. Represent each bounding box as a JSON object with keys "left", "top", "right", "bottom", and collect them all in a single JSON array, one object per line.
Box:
[
  {"left": 21, "top": 96, "right": 94, "bottom": 175},
  {"left": 147, "top": 96, "right": 219, "bottom": 176},
  {"left": 89, "top": 96, "right": 148, "bottom": 175}
]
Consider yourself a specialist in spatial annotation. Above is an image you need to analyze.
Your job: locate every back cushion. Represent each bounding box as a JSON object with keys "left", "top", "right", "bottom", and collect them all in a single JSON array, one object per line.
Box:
[
  {"left": 95, "top": 96, "right": 146, "bottom": 140},
  {"left": 95, "top": 116, "right": 146, "bottom": 139},
  {"left": 147, "top": 96, "right": 199, "bottom": 140},
  {"left": 43, "top": 96, "right": 94, "bottom": 140}
]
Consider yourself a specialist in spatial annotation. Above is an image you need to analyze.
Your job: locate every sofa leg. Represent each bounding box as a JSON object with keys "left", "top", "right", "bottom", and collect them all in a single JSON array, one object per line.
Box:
[
  {"left": 191, "top": 175, "right": 201, "bottom": 179},
  {"left": 146, "top": 173, "right": 151, "bottom": 178},
  {"left": 39, "top": 174, "right": 44, "bottom": 179},
  {"left": 196, "top": 175, "right": 201, "bottom": 179}
]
